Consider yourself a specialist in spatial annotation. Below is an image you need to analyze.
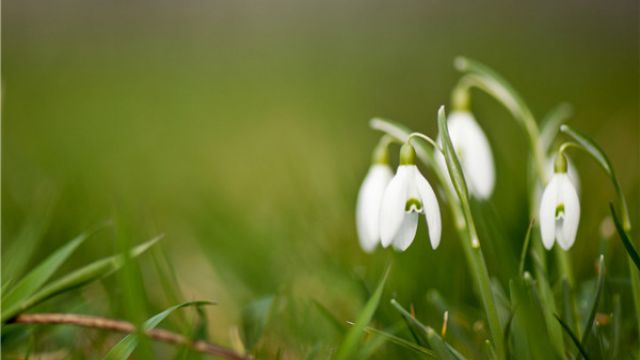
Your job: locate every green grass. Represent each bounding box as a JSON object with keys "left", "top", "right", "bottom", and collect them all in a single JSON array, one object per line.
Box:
[{"left": 2, "top": 1, "right": 639, "bottom": 358}]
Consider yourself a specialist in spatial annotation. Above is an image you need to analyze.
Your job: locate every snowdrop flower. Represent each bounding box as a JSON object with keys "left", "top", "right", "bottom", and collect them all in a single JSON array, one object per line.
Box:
[
  {"left": 379, "top": 143, "right": 441, "bottom": 251},
  {"left": 356, "top": 140, "right": 393, "bottom": 252},
  {"left": 539, "top": 154, "right": 580, "bottom": 250},
  {"left": 436, "top": 111, "right": 495, "bottom": 199}
]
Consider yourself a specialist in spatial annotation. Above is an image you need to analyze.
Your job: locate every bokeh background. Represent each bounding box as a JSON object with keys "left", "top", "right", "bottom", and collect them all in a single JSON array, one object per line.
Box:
[{"left": 2, "top": 0, "right": 638, "bottom": 358}]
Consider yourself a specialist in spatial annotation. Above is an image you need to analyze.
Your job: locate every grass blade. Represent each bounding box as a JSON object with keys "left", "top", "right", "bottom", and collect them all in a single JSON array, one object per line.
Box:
[
  {"left": 351, "top": 323, "right": 435, "bottom": 357},
  {"left": 103, "top": 300, "right": 214, "bottom": 360},
  {"left": 334, "top": 266, "right": 390, "bottom": 360},
  {"left": 560, "top": 125, "right": 630, "bottom": 229},
  {"left": 437, "top": 106, "right": 468, "bottom": 200},
  {"left": 610, "top": 204, "right": 640, "bottom": 270},
  {"left": 2, "top": 231, "right": 90, "bottom": 317},
  {"left": 390, "top": 299, "right": 463, "bottom": 360},
  {"left": 518, "top": 219, "right": 535, "bottom": 276},
  {"left": 242, "top": 295, "right": 276, "bottom": 351},
  {"left": 3, "top": 236, "right": 160, "bottom": 322},
  {"left": 577, "top": 255, "right": 605, "bottom": 360},
  {"left": 555, "top": 314, "right": 589, "bottom": 360}
]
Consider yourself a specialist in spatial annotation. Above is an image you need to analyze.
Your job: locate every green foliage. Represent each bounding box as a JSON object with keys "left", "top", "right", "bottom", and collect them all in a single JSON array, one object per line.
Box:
[
  {"left": 1, "top": 236, "right": 160, "bottom": 323},
  {"left": 241, "top": 295, "right": 276, "bottom": 351},
  {"left": 2, "top": 231, "right": 90, "bottom": 322},
  {"left": 103, "top": 301, "right": 214, "bottom": 360},
  {"left": 334, "top": 266, "right": 390, "bottom": 360}
]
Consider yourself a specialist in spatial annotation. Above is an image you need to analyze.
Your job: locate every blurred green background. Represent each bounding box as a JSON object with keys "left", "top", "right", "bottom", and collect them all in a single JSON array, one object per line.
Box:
[{"left": 2, "top": 0, "right": 638, "bottom": 358}]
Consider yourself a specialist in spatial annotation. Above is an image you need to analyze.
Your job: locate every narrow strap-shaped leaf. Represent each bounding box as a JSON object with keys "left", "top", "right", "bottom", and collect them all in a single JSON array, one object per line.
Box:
[
  {"left": 577, "top": 255, "right": 605, "bottom": 360},
  {"left": 436, "top": 106, "right": 469, "bottom": 200},
  {"left": 555, "top": 314, "right": 590, "bottom": 360},
  {"left": 103, "top": 300, "right": 214, "bottom": 360},
  {"left": 560, "top": 125, "right": 612, "bottom": 175},
  {"left": 518, "top": 219, "right": 535, "bottom": 276},
  {"left": 561, "top": 125, "right": 630, "bottom": 229},
  {"left": 313, "top": 300, "right": 346, "bottom": 335},
  {"left": 390, "top": 299, "right": 463, "bottom": 360},
  {"left": 2, "top": 232, "right": 90, "bottom": 314},
  {"left": 2, "top": 236, "right": 160, "bottom": 323},
  {"left": 352, "top": 323, "right": 435, "bottom": 357},
  {"left": 610, "top": 204, "right": 640, "bottom": 270},
  {"left": 334, "top": 266, "right": 390, "bottom": 360}
]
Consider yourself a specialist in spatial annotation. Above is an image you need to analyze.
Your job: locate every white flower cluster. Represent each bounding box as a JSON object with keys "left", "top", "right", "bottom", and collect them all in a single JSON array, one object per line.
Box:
[{"left": 356, "top": 110, "right": 581, "bottom": 253}]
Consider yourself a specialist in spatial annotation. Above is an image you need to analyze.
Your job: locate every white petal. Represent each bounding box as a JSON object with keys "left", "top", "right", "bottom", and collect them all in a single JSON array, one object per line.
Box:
[
  {"left": 392, "top": 212, "right": 419, "bottom": 251},
  {"left": 447, "top": 112, "right": 496, "bottom": 199},
  {"left": 539, "top": 174, "right": 563, "bottom": 249},
  {"left": 558, "top": 174, "right": 580, "bottom": 250},
  {"left": 414, "top": 169, "right": 442, "bottom": 249},
  {"left": 356, "top": 164, "right": 393, "bottom": 252},
  {"left": 567, "top": 159, "right": 581, "bottom": 194},
  {"left": 379, "top": 166, "right": 412, "bottom": 247}
]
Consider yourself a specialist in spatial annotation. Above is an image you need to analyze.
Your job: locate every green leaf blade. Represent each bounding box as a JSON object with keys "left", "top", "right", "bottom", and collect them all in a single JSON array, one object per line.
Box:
[
  {"left": 2, "top": 232, "right": 89, "bottom": 318},
  {"left": 334, "top": 266, "right": 390, "bottom": 360},
  {"left": 2, "top": 236, "right": 161, "bottom": 323},
  {"left": 103, "top": 300, "right": 214, "bottom": 360}
]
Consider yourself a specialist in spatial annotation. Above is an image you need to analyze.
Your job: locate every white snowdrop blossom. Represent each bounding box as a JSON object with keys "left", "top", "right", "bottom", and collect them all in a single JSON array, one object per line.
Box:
[
  {"left": 539, "top": 155, "right": 581, "bottom": 250},
  {"left": 379, "top": 144, "right": 441, "bottom": 251},
  {"left": 356, "top": 164, "right": 393, "bottom": 252},
  {"left": 437, "top": 111, "right": 495, "bottom": 199}
]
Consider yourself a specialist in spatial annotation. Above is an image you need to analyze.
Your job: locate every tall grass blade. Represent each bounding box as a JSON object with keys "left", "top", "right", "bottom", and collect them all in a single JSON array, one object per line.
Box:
[
  {"left": 518, "top": 219, "right": 535, "bottom": 276},
  {"left": 103, "top": 300, "right": 213, "bottom": 360},
  {"left": 350, "top": 323, "right": 435, "bottom": 357},
  {"left": 242, "top": 295, "right": 276, "bottom": 351},
  {"left": 2, "top": 231, "right": 90, "bottom": 317},
  {"left": 577, "top": 255, "right": 605, "bottom": 360},
  {"left": 555, "top": 315, "right": 589, "bottom": 360},
  {"left": 390, "top": 299, "right": 464, "bottom": 360},
  {"left": 2, "top": 236, "right": 160, "bottom": 322},
  {"left": 334, "top": 266, "right": 390, "bottom": 360},
  {"left": 610, "top": 204, "right": 640, "bottom": 270}
]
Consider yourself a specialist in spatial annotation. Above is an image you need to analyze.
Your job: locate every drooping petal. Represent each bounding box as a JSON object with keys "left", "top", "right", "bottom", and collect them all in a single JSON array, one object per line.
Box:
[
  {"left": 414, "top": 169, "right": 442, "bottom": 249},
  {"left": 557, "top": 174, "right": 580, "bottom": 250},
  {"left": 379, "top": 166, "right": 411, "bottom": 247},
  {"left": 539, "top": 174, "right": 562, "bottom": 249},
  {"left": 356, "top": 164, "right": 393, "bottom": 252},
  {"left": 566, "top": 159, "right": 581, "bottom": 194},
  {"left": 447, "top": 112, "right": 496, "bottom": 199},
  {"left": 392, "top": 212, "right": 419, "bottom": 251}
]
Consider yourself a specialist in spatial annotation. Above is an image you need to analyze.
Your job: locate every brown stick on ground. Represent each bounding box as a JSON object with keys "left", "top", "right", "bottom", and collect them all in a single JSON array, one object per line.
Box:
[{"left": 13, "top": 313, "right": 250, "bottom": 360}]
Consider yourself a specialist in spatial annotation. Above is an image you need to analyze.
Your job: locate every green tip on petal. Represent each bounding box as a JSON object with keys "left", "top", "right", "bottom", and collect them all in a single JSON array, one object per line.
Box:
[{"left": 404, "top": 198, "right": 423, "bottom": 212}]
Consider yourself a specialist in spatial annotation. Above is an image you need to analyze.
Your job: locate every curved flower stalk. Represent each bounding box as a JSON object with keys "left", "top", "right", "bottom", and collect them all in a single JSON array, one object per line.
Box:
[
  {"left": 539, "top": 154, "right": 581, "bottom": 250},
  {"left": 379, "top": 143, "right": 441, "bottom": 251},
  {"left": 356, "top": 137, "right": 394, "bottom": 252},
  {"left": 436, "top": 111, "right": 496, "bottom": 199}
]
